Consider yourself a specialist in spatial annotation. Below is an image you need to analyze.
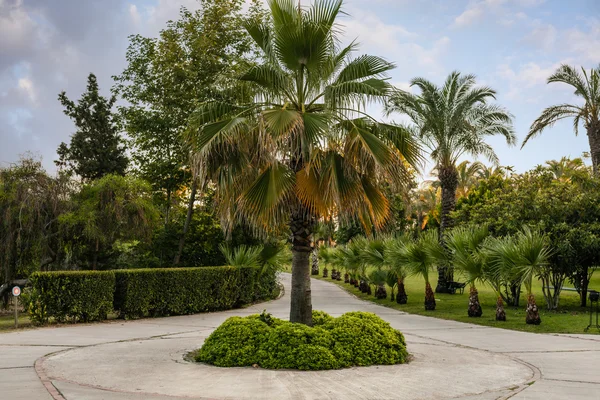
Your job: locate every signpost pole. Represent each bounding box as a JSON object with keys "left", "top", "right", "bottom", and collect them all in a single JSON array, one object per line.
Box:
[
  {"left": 14, "top": 296, "right": 18, "bottom": 329},
  {"left": 12, "top": 286, "right": 21, "bottom": 329}
]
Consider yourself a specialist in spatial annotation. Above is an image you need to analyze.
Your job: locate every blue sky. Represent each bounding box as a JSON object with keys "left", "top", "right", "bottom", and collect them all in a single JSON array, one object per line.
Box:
[{"left": 1, "top": 0, "right": 599, "bottom": 174}]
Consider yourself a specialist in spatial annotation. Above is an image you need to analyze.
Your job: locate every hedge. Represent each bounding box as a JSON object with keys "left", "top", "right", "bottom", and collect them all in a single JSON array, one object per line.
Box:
[
  {"left": 195, "top": 311, "right": 408, "bottom": 370},
  {"left": 27, "top": 266, "right": 278, "bottom": 324},
  {"left": 28, "top": 271, "right": 115, "bottom": 324},
  {"left": 114, "top": 266, "right": 278, "bottom": 319}
]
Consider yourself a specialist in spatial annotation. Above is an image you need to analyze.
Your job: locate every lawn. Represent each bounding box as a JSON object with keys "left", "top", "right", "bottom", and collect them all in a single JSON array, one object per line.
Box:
[{"left": 312, "top": 268, "right": 600, "bottom": 335}]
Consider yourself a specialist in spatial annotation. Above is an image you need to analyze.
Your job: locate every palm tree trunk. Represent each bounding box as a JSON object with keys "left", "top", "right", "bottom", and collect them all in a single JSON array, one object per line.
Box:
[
  {"left": 587, "top": 124, "right": 600, "bottom": 177},
  {"left": 468, "top": 285, "right": 482, "bottom": 317},
  {"left": 436, "top": 165, "right": 458, "bottom": 293},
  {"left": 289, "top": 202, "right": 314, "bottom": 325},
  {"left": 525, "top": 293, "right": 541, "bottom": 325},
  {"left": 174, "top": 179, "right": 197, "bottom": 265},
  {"left": 396, "top": 278, "right": 407, "bottom": 304},
  {"left": 496, "top": 296, "right": 506, "bottom": 321},
  {"left": 424, "top": 281, "right": 436, "bottom": 310}
]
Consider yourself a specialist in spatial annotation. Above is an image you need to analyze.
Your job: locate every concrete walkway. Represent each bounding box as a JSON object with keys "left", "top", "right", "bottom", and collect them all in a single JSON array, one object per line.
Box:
[{"left": 1, "top": 273, "right": 599, "bottom": 399}]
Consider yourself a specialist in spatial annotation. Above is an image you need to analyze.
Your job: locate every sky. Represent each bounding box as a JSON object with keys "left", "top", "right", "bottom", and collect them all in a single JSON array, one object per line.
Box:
[{"left": 1, "top": 0, "right": 599, "bottom": 175}]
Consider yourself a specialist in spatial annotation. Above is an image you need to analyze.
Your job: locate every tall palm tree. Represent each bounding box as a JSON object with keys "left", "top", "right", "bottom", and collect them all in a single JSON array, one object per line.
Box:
[
  {"left": 446, "top": 226, "right": 489, "bottom": 317},
  {"left": 386, "top": 72, "right": 516, "bottom": 292},
  {"left": 187, "top": 0, "right": 419, "bottom": 325},
  {"left": 522, "top": 65, "right": 600, "bottom": 176}
]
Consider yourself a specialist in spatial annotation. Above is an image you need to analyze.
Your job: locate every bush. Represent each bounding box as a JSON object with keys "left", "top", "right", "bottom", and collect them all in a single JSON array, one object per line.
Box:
[
  {"left": 195, "top": 311, "right": 408, "bottom": 370},
  {"left": 28, "top": 271, "right": 115, "bottom": 324},
  {"left": 114, "top": 266, "right": 277, "bottom": 319}
]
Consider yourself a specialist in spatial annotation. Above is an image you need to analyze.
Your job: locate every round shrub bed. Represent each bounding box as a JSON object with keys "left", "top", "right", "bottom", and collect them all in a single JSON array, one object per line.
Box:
[{"left": 195, "top": 310, "right": 408, "bottom": 370}]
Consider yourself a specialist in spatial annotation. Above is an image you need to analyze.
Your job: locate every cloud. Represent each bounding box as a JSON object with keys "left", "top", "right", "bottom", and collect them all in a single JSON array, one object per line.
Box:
[{"left": 452, "top": 0, "right": 545, "bottom": 28}]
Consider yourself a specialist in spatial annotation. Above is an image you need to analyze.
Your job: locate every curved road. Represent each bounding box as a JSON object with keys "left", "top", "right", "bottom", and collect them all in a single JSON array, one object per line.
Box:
[{"left": 1, "top": 273, "right": 599, "bottom": 399}]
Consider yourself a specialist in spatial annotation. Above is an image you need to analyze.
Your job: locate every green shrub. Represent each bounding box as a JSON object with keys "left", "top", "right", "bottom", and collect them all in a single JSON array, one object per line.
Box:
[
  {"left": 195, "top": 311, "right": 408, "bottom": 370},
  {"left": 114, "top": 266, "right": 277, "bottom": 319},
  {"left": 28, "top": 271, "right": 115, "bottom": 324}
]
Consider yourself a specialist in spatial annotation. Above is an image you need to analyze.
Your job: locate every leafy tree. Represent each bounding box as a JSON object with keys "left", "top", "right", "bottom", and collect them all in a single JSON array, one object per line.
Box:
[
  {"left": 113, "top": 0, "right": 264, "bottom": 262},
  {"left": 454, "top": 166, "right": 600, "bottom": 307},
  {"left": 188, "top": 0, "right": 419, "bottom": 324},
  {"left": 56, "top": 73, "right": 128, "bottom": 180},
  {"left": 61, "top": 174, "right": 159, "bottom": 270},
  {"left": 522, "top": 65, "right": 600, "bottom": 176},
  {"left": 386, "top": 72, "right": 515, "bottom": 292},
  {"left": 0, "top": 156, "right": 73, "bottom": 297}
]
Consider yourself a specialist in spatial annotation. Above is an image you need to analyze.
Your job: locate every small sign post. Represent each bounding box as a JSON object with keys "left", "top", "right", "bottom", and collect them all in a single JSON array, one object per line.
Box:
[{"left": 12, "top": 286, "right": 21, "bottom": 329}]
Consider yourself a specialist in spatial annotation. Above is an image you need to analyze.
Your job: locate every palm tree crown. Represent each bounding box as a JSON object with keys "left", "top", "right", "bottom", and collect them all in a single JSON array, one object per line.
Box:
[
  {"left": 187, "top": 0, "right": 419, "bottom": 325},
  {"left": 523, "top": 65, "right": 600, "bottom": 176}
]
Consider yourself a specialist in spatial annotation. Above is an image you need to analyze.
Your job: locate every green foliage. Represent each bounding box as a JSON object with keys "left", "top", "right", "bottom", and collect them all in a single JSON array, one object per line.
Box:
[
  {"left": 114, "top": 0, "right": 263, "bottom": 216},
  {"left": 113, "top": 266, "right": 277, "bottom": 319},
  {"left": 0, "top": 156, "right": 72, "bottom": 283},
  {"left": 195, "top": 311, "right": 407, "bottom": 370},
  {"left": 28, "top": 271, "right": 115, "bottom": 324},
  {"left": 57, "top": 73, "right": 128, "bottom": 180},
  {"left": 60, "top": 174, "right": 160, "bottom": 269}
]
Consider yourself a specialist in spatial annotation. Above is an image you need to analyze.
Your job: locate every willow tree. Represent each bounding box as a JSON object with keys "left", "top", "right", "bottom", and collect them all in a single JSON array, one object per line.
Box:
[
  {"left": 386, "top": 72, "right": 515, "bottom": 292},
  {"left": 522, "top": 65, "right": 600, "bottom": 176},
  {"left": 187, "top": 0, "right": 419, "bottom": 325}
]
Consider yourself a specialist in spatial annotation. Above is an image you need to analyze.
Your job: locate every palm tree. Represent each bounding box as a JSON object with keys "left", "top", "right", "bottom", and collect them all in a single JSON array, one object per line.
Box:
[
  {"left": 455, "top": 161, "right": 485, "bottom": 198},
  {"left": 385, "top": 236, "right": 410, "bottom": 304},
  {"left": 487, "top": 227, "right": 551, "bottom": 325},
  {"left": 545, "top": 156, "right": 589, "bottom": 182},
  {"left": 522, "top": 65, "right": 600, "bottom": 176},
  {"left": 400, "top": 230, "right": 445, "bottom": 310},
  {"left": 386, "top": 72, "right": 516, "bottom": 293},
  {"left": 446, "top": 226, "right": 489, "bottom": 317},
  {"left": 477, "top": 164, "right": 512, "bottom": 180},
  {"left": 187, "top": 0, "right": 419, "bottom": 325}
]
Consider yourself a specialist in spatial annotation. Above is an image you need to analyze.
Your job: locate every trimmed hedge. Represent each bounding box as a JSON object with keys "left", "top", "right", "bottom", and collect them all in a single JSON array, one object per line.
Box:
[
  {"left": 195, "top": 311, "right": 408, "bottom": 370},
  {"left": 114, "top": 266, "right": 278, "bottom": 319},
  {"left": 28, "top": 271, "right": 115, "bottom": 324},
  {"left": 28, "top": 266, "right": 278, "bottom": 324}
]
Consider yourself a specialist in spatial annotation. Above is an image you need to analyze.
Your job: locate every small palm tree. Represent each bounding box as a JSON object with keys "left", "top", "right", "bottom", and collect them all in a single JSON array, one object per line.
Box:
[
  {"left": 386, "top": 72, "right": 516, "bottom": 292},
  {"left": 522, "top": 65, "right": 600, "bottom": 176},
  {"left": 446, "top": 226, "right": 489, "bottom": 317},
  {"left": 188, "top": 0, "right": 419, "bottom": 325},
  {"left": 545, "top": 156, "right": 589, "bottom": 182},
  {"left": 400, "top": 231, "right": 445, "bottom": 310},
  {"left": 486, "top": 227, "right": 551, "bottom": 325},
  {"left": 385, "top": 236, "right": 410, "bottom": 304}
]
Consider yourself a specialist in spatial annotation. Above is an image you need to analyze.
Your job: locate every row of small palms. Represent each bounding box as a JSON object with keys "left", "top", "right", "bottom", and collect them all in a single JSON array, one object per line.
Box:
[{"left": 320, "top": 226, "right": 550, "bottom": 325}]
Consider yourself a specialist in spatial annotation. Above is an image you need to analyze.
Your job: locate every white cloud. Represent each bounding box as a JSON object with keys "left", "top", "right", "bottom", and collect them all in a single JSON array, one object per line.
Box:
[
  {"left": 129, "top": 4, "right": 141, "bottom": 26},
  {"left": 522, "top": 21, "right": 557, "bottom": 51},
  {"left": 454, "top": 6, "right": 484, "bottom": 28},
  {"left": 18, "top": 77, "right": 36, "bottom": 103}
]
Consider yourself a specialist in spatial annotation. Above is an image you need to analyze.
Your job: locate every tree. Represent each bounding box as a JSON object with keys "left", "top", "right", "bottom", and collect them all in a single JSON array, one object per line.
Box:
[
  {"left": 113, "top": 0, "right": 264, "bottom": 262},
  {"left": 446, "top": 226, "right": 488, "bottom": 317},
  {"left": 61, "top": 174, "right": 159, "bottom": 270},
  {"left": 57, "top": 73, "right": 128, "bottom": 180},
  {"left": 0, "top": 155, "right": 73, "bottom": 303},
  {"left": 455, "top": 160, "right": 484, "bottom": 198},
  {"left": 399, "top": 231, "right": 444, "bottom": 310},
  {"left": 487, "top": 227, "right": 551, "bottom": 325},
  {"left": 522, "top": 65, "right": 600, "bottom": 176},
  {"left": 188, "top": 0, "right": 419, "bottom": 325},
  {"left": 386, "top": 72, "right": 516, "bottom": 292}
]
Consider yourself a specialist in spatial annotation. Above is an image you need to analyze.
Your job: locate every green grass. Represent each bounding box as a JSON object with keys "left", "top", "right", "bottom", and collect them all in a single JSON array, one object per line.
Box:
[
  {"left": 312, "top": 268, "right": 600, "bottom": 335},
  {"left": 0, "top": 314, "right": 32, "bottom": 331}
]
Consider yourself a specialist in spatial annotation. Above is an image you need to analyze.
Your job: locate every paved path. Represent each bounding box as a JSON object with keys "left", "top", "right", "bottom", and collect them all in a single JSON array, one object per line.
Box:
[{"left": 1, "top": 273, "right": 599, "bottom": 399}]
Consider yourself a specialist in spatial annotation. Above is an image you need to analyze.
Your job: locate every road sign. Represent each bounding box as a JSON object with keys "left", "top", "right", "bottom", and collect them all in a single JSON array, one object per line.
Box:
[{"left": 12, "top": 286, "right": 21, "bottom": 296}]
